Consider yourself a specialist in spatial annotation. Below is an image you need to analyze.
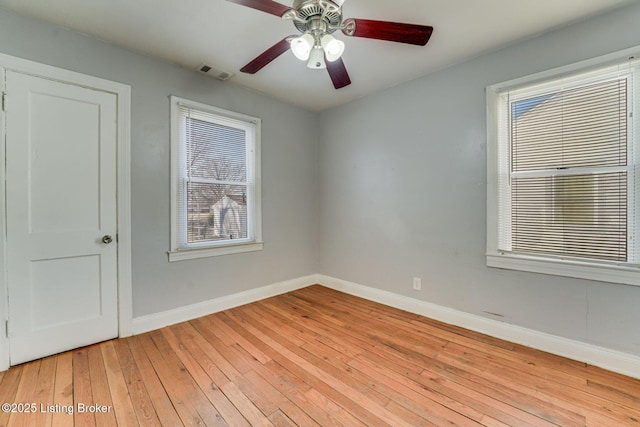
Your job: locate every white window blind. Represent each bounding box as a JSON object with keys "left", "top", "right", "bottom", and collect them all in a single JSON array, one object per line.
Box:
[
  {"left": 488, "top": 54, "right": 640, "bottom": 283},
  {"left": 170, "top": 97, "right": 261, "bottom": 259},
  {"left": 508, "top": 75, "right": 630, "bottom": 262}
]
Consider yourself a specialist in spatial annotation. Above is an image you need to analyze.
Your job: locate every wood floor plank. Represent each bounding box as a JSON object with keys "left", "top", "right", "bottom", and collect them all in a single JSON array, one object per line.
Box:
[
  {"left": 243, "top": 300, "right": 482, "bottom": 426},
  {"left": 347, "top": 354, "right": 490, "bottom": 426},
  {"left": 437, "top": 341, "right": 638, "bottom": 426},
  {"left": 384, "top": 400, "right": 439, "bottom": 427},
  {"left": 268, "top": 409, "right": 297, "bottom": 427},
  {"left": 31, "top": 356, "right": 57, "bottom": 427},
  {"left": 0, "top": 367, "right": 23, "bottom": 427},
  {"left": 221, "top": 307, "right": 415, "bottom": 427},
  {"left": 237, "top": 369, "right": 288, "bottom": 417},
  {"left": 0, "top": 285, "right": 638, "bottom": 426},
  {"left": 137, "top": 333, "right": 207, "bottom": 426},
  {"left": 160, "top": 326, "right": 252, "bottom": 426},
  {"left": 176, "top": 316, "right": 250, "bottom": 418},
  {"left": 111, "top": 338, "right": 162, "bottom": 426},
  {"left": 585, "top": 366, "right": 640, "bottom": 408},
  {"left": 187, "top": 318, "right": 340, "bottom": 425},
  {"left": 217, "top": 342, "right": 333, "bottom": 427},
  {"left": 72, "top": 348, "right": 96, "bottom": 427},
  {"left": 223, "top": 307, "right": 390, "bottom": 411},
  {"left": 101, "top": 341, "right": 139, "bottom": 426},
  {"left": 355, "top": 346, "right": 514, "bottom": 426},
  {"left": 274, "top": 290, "right": 449, "bottom": 364},
  {"left": 125, "top": 336, "right": 183, "bottom": 426},
  {"left": 206, "top": 313, "right": 271, "bottom": 364},
  {"left": 191, "top": 317, "right": 255, "bottom": 376},
  {"left": 171, "top": 323, "right": 232, "bottom": 386},
  {"left": 218, "top": 381, "right": 272, "bottom": 427},
  {"left": 259, "top": 360, "right": 353, "bottom": 427},
  {"left": 7, "top": 360, "right": 40, "bottom": 427},
  {"left": 197, "top": 311, "right": 375, "bottom": 426},
  {"left": 147, "top": 329, "right": 229, "bottom": 425},
  {"left": 51, "top": 352, "right": 73, "bottom": 427},
  {"left": 353, "top": 351, "right": 554, "bottom": 427},
  {"left": 86, "top": 345, "right": 117, "bottom": 427},
  {"left": 295, "top": 285, "right": 639, "bottom": 424}
]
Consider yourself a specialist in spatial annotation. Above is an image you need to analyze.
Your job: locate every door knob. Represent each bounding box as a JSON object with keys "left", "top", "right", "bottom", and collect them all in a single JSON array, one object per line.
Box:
[{"left": 102, "top": 235, "right": 113, "bottom": 244}]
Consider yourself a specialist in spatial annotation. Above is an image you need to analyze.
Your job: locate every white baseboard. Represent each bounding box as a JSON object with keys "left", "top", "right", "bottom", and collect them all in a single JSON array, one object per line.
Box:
[
  {"left": 317, "top": 274, "right": 640, "bottom": 380},
  {"left": 132, "top": 274, "right": 318, "bottom": 335}
]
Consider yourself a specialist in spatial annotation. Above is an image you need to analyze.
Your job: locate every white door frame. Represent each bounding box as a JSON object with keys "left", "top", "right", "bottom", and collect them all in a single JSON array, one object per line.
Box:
[{"left": 0, "top": 53, "right": 132, "bottom": 371}]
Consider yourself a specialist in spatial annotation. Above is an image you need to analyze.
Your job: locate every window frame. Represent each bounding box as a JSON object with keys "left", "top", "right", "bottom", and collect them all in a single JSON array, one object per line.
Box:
[
  {"left": 169, "top": 96, "right": 262, "bottom": 261},
  {"left": 486, "top": 47, "right": 640, "bottom": 286}
]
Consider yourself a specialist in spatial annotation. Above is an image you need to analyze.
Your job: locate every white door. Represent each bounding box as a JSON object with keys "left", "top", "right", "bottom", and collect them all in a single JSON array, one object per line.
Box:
[{"left": 6, "top": 70, "right": 118, "bottom": 365}]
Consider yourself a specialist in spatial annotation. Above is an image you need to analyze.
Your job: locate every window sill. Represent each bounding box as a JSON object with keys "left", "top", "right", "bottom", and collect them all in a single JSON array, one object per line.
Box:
[
  {"left": 486, "top": 252, "right": 640, "bottom": 286},
  {"left": 168, "top": 242, "right": 264, "bottom": 262}
]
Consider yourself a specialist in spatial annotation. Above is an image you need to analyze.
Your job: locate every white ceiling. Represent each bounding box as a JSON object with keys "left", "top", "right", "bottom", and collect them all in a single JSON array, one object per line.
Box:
[{"left": 0, "top": 0, "right": 634, "bottom": 111}]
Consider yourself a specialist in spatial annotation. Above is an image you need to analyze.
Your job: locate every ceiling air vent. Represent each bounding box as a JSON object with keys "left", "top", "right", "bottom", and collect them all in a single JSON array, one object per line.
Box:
[{"left": 196, "top": 63, "right": 234, "bottom": 81}]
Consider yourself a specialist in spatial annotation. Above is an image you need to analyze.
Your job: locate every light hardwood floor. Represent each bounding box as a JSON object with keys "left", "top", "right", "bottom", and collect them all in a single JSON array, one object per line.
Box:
[{"left": 1, "top": 285, "right": 639, "bottom": 426}]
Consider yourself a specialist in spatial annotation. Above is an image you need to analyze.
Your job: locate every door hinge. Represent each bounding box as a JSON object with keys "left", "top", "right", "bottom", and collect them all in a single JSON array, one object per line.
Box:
[
  {"left": 1, "top": 92, "right": 6, "bottom": 111},
  {"left": 4, "top": 320, "right": 8, "bottom": 338}
]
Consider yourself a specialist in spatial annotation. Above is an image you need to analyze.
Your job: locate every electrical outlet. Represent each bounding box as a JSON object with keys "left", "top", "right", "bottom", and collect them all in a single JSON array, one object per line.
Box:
[{"left": 412, "top": 277, "right": 422, "bottom": 291}]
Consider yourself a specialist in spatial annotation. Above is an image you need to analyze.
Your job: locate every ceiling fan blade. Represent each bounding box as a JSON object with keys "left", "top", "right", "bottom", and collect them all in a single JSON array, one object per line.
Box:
[
  {"left": 225, "top": 0, "right": 292, "bottom": 17},
  {"left": 240, "top": 37, "right": 293, "bottom": 74},
  {"left": 326, "top": 57, "right": 351, "bottom": 89},
  {"left": 342, "top": 18, "right": 433, "bottom": 46}
]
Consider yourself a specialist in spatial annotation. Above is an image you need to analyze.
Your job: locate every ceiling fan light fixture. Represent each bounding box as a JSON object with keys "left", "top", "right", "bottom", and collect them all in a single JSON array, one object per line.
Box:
[
  {"left": 290, "top": 33, "right": 314, "bottom": 60},
  {"left": 307, "top": 46, "right": 326, "bottom": 69},
  {"left": 320, "top": 34, "right": 345, "bottom": 62}
]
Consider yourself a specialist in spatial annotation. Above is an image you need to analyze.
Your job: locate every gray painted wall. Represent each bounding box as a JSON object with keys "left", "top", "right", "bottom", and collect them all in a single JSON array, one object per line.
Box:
[
  {"left": 317, "top": 2, "right": 640, "bottom": 356},
  {"left": 0, "top": 7, "right": 318, "bottom": 318}
]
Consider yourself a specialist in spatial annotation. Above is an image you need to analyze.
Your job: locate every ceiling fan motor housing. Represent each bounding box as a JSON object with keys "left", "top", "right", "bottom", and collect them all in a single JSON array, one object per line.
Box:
[{"left": 291, "top": 0, "right": 342, "bottom": 34}]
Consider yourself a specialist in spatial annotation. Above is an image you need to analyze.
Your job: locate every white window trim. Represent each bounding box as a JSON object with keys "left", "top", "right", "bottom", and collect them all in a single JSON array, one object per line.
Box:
[
  {"left": 486, "top": 46, "right": 640, "bottom": 286},
  {"left": 168, "top": 96, "right": 262, "bottom": 261}
]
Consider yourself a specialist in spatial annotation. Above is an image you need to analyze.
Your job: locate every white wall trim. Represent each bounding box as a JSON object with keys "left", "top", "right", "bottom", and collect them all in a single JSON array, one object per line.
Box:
[
  {"left": 116, "top": 75, "right": 133, "bottom": 339},
  {"left": 0, "top": 66, "right": 8, "bottom": 371},
  {"left": 317, "top": 274, "right": 640, "bottom": 380},
  {"left": 131, "top": 275, "right": 318, "bottom": 335},
  {"left": 0, "top": 53, "right": 132, "bottom": 371}
]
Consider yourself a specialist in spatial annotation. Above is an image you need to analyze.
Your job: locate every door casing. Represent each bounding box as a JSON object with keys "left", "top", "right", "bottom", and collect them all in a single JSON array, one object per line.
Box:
[{"left": 0, "top": 53, "right": 132, "bottom": 371}]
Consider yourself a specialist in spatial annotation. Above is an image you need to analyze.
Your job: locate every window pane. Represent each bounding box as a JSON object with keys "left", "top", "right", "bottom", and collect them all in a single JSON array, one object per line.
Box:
[
  {"left": 187, "top": 182, "right": 248, "bottom": 243},
  {"left": 511, "top": 78, "right": 627, "bottom": 172},
  {"left": 186, "top": 117, "right": 247, "bottom": 182},
  {"left": 512, "top": 172, "right": 627, "bottom": 261}
]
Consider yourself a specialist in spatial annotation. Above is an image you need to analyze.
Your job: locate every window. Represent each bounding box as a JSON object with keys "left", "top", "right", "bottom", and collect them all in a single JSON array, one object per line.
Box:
[
  {"left": 169, "top": 97, "right": 262, "bottom": 261},
  {"left": 487, "top": 51, "right": 640, "bottom": 285}
]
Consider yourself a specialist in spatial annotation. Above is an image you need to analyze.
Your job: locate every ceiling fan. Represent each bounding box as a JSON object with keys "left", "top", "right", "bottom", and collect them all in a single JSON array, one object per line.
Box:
[{"left": 226, "top": 0, "right": 434, "bottom": 89}]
